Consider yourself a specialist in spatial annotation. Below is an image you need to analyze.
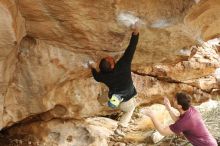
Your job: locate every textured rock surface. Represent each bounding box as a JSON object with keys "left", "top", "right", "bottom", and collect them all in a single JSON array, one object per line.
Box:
[
  {"left": 0, "top": 0, "right": 26, "bottom": 130},
  {"left": 2, "top": 101, "right": 219, "bottom": 146},
  {"left": 0, "top": 0, "right": 220, "bottom": 145}
]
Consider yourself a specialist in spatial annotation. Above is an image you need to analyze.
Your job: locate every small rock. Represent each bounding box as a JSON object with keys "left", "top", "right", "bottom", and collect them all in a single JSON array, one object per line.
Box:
[{"left": 113, "top": 142, "right": 126, "bottom": 146}]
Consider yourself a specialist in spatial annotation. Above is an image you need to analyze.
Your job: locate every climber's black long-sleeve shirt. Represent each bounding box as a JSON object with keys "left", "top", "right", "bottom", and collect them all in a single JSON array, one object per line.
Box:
[{"left": 92, "top": 33, "right": 139, "bottom": 102}]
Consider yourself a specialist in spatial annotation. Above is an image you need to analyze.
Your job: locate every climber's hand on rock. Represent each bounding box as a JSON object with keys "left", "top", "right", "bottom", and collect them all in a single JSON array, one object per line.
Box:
[
  {"left": 131, "top": 21, "right": 140, "bottom": 35},
  {"left": 88, "top": 61, "right": 96, "bottom": 69}
]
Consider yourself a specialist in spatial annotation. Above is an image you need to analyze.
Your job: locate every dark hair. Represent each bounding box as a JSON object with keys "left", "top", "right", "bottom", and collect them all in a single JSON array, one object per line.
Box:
[
  {"left": 175, "top": 92, "right": 191, "bottom": 111},
  {"left": 99, "top": 58, "right": 112, "bottom": 73}
]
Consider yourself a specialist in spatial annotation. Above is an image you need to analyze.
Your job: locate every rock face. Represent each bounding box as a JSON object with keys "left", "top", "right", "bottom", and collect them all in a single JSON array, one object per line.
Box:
[
  {"left": 0, "top": 0, "right": 220, "bottom": 145},
  {"left": 0, "top": 0, "right": 26, "bottom": 130},
  {"left": 2, "top": 101, "right": 219, "bottom": 146}
]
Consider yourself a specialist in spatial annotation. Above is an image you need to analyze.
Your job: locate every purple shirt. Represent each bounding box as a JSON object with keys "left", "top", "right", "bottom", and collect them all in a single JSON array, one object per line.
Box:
[{"left": 169, "top": 107, "right": 217, "bottom": 146}]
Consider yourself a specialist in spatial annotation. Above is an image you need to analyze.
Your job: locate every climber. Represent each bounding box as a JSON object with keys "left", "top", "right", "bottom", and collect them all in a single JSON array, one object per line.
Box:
[
  {"left": 89, "top": 21, "right": 140, "bottom": 136},
  {"left": 144, "top": 92, "right": 218, "bottom": 146}
]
